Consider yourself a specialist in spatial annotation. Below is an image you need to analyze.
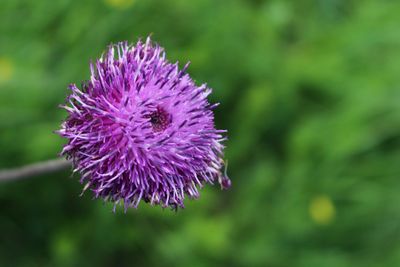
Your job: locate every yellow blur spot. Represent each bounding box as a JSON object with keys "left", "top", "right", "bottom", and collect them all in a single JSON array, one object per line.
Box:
[
  {"left": 0, "top": 57, "right": 14, "bottom": 83},
  {"left": 309, "top": 195, "right": 335, "bottom": 225},
  {"left": 104, "top": 0, "right": 135, "bottom": 9}
]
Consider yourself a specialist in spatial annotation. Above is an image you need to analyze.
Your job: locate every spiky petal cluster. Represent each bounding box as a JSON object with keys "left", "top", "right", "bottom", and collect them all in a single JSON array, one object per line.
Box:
[{"left": 58, "top": 38, "right": 230, "bottom": 210}]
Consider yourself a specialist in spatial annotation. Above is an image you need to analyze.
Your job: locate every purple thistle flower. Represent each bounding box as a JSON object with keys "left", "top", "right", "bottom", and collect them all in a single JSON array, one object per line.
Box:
[{"left": 58, "top": 37, "right": 231, "bottom": 210}]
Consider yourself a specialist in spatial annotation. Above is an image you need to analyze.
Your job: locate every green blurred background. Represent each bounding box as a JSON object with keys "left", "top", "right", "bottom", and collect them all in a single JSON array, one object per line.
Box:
[{"left": 1, "top": 0, "right": 400, "bottom": 266}]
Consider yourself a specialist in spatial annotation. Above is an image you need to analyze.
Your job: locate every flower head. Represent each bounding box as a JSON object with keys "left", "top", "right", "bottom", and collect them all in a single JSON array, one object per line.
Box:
[{"left": 58, "top": 37, "right": 230, "bottom": 210}]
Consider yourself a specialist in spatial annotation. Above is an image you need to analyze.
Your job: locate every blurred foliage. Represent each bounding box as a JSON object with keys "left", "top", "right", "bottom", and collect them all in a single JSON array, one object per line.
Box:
[{"left": 1, "top": 0, "right": 400, "bottom": 266}]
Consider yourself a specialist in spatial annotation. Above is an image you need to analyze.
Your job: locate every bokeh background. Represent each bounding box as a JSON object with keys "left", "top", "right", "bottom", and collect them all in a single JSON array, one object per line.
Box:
[{"left": 1, "top": 0, "right": 400, "bottom": 266}]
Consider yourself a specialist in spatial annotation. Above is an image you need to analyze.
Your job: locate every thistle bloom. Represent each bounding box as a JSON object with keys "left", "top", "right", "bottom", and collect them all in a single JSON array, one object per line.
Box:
[{"left": 58, "top": 38, "right": 230, "bottom": 210}]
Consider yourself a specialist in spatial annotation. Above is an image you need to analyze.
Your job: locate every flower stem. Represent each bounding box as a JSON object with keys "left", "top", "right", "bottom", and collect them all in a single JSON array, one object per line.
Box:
[{"left": 0, "top": 158, "right": 71, "bottom": 182}]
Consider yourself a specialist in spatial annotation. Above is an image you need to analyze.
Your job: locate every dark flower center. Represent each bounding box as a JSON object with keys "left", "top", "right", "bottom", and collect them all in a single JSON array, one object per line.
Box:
[{"left": 148, "top": 107, "right": 171, "bottom": 132}]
